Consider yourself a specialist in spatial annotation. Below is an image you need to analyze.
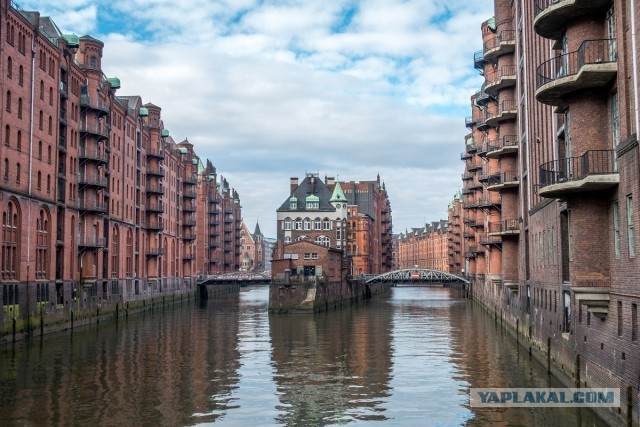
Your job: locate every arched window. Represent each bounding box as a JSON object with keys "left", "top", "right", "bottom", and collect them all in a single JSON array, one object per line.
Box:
[
  {"left": 38, "top": 111, "right": 43, "bottom": 130},
  {"left": 323, "top": 218, "right": 331, "bottom": 230},
  {"left": 3, "top": 159, "right": 8, "bottom": 179},
  {"left": 38, "top": 141, "right": 42, "bottom": 159},
  {"left": 284, "top": 217, "right": 291, "bottom": 230},
  {"left": 6, "top": 57, "right": 11, "bottom": 78},
  {"left": 111, "top": 227, "right": 119, "bottom": 278},
  {"left": 47, "top": 145, "right": 51, "bottom": 164},
  {"left": 303, "top": 218, "right": 311, "bottom": 230},
  {"left": 2, "top": 200, "right": 20, "bottom": 279},
  {"left": 48, "top": 116, "right": 52, "bottom": 134},
  {"left": 18, "top": 65, "right": 23, "bottom": 86},
  {"left": 39, "top": 80, "right": 44, "bottom": 100},
  {"left": 16, "top": 163, "right": 20, "bottom": 183},
  {"left": 37, "top": 171, "right": 41, "bottom": 189},
  {"left": 46, "top": 175, "right": 50, "bottom": 193},
  {"left": 16, "top": 131, "right": 21, "bottom": 151},
  {"left": 4, "top": 125, "right": 10, "bottom": 146},
  {"left": 35, "top": 208, "right": 49, "bottom": 279},
  {"left": 17, "top": 98, "right": 22, "bottom": 119},
  {"left": 6, "top": 91, "right": 11, "bottom": 112},
  {"left": 314, "top": 218, "right": 322, "bottom": 230},
  {"left": 49, "top": 87, "right": 53, "bottom": 106},
  {"left": 315, "top": 236, "right": 330, "bottom": 247}
]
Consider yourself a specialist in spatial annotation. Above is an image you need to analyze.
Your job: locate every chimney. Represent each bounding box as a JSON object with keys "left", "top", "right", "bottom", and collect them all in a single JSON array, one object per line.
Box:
[
  {"left": 290, "top": 177, "right": 298, "bottom": 193},
  {"left": 326, "top": 176, "right": 335, "bottom": 186}
]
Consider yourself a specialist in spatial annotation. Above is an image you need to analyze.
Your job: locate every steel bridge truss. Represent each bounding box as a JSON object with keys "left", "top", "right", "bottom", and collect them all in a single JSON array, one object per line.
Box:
[{"left": 363, "top": 268, "right": 469, "bottom": 284}]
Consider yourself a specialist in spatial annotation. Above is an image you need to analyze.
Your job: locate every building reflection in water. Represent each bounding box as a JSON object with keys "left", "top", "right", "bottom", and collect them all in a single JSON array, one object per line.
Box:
[
  {"left": 0, "top": 295, "right": 242, "bottom": 426},
  {"left": 269, "top": 298, "right": 394, "bottom": 425}
]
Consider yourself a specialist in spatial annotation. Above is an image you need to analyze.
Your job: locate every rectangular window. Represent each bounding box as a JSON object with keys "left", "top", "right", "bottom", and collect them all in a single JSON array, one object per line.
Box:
[
  {"left": 632, "top": 303, "right": 638, "bottom": 342},
  {"left": 312, "top": 253, "right": 318, "bottom": 260},
  {"left": 613, "top": 202, "right": 621, "bottom": 258},
  {"left": 627, "top": 195, "right": 635, "bottom": 258},
  {"left": 618, "top": 301, "right": 623, "bottom": 337},
  {"left": 304, "top": 253, "right": 311, "bottom": 259}
]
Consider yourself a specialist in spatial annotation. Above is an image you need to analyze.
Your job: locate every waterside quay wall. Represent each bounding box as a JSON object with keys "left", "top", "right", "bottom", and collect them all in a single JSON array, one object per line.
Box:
[{"left": 268, "top": 278, "right": 390, "bottom": 314}]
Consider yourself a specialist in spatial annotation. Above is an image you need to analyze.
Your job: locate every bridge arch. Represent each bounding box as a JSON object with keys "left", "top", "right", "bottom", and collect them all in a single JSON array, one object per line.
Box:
[{"left": 363, "top": 268, "right": 469, "bottom": 284}]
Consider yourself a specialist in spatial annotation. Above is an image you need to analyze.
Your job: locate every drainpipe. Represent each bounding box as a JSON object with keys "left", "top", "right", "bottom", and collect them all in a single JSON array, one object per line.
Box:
[
  {"left": 25, "top": 19, "right": 39, "bottom": 327},
  {"left": 631, "top": 0, "right": 640, "bottom": 134}
]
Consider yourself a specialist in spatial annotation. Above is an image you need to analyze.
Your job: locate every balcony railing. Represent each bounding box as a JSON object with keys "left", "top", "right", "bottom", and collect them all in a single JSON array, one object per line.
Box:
[
  {"left": 78, "top": 236, "right": 106, "bottom": 248},
  {"left": 146, "top": 248, "right": 165, "bottom": 257},
  {"left": 485, "top": 64, "right": 517, "bottom": 95},
  {"left": 534, "top": 0, "right": 611, "bottom": 40},
  {"left": 79, "top": 147, "right": 108, "bottom": 164},
  {"left": 146, "top": 147, "right": 165, "bottom": 159},
  {"left": 474, "top": 50, "right": 485, "bottom": 70},
  {"left": 465, "top": 116, "right": 475, "bottom": 128},
  {"left": 146, "top": 182, "right": 163, "bottom": 194},
  {"left": 488, "top": 219, "right": 520, "bottom": 235},
  {"left": 78, "top": 173, "right": 107, "bottom": 188},
  {"left": 485, "top": 99, "right": 517, "bottom": 126},
  {"left": 486, "top": 135, "right": 518, "bottom": 158},
  {"left": 539, "top": 150, "right": 618, "bottom": 197},
  {"left": 483, "top": 29, "right": 516, "bottom": 60},
  {"left": 80, "top": 94, "right": 109, "bottom": 115},
  {"left": 79, "top": 122, "right": 109, "bottom": 138},
  {"left": 487, "top": 170, "right": 519, "bottom": 191},
  {"left": 536, "top": 39, "right": 617, "bottom": 105},
  {"left": 78, "top": 199, "right": 107, "bottom": 213}
]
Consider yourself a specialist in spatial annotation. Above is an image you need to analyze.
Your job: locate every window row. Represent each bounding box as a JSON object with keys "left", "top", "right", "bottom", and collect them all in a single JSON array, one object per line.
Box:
[{"left": 283, "top": 217, "right": 333, "bottom": 231}]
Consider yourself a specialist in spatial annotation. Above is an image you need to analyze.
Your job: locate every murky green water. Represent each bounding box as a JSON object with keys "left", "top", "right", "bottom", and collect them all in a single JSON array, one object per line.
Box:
[{"left": 0, "top": 286, "right": 606, "bottom": 426}]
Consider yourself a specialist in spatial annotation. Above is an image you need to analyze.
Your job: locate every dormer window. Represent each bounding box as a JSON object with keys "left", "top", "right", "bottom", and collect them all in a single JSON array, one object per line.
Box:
[
  {"left": 290, "top": 196, "right": 297, "bottom": 210},
  {"left": 306, "top": 195, "right": 319, "bottom": 210}
]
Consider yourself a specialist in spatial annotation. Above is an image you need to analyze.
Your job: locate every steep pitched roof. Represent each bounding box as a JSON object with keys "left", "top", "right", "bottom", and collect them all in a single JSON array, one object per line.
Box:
[
  {"left": 330, "top": 182, "right": 347, "bottom": 203},
  {"left": 276, "top": 175, "right": 336, "bottom": 212},
  {"left": 254, "top": 221, "right": 262, "bottom": 236}
]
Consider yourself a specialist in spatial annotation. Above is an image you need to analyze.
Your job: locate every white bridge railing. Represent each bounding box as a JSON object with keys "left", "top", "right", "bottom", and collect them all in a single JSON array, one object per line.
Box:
[{"left": 361, "top": 268, "right": 469, "bottom": 284}]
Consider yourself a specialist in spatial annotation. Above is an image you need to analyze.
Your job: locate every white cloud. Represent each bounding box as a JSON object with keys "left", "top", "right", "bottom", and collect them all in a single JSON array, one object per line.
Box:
[{"left": 20, "top": 0, "right": 494, "bottom": 237}]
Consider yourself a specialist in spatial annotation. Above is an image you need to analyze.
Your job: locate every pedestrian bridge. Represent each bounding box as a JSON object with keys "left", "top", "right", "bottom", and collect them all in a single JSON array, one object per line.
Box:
[
  {"left": 360, "top": 268, "right": 469, "bottom": 285},
  {"left": 197, "top": 271, "right": 271, "bottom": 285}
]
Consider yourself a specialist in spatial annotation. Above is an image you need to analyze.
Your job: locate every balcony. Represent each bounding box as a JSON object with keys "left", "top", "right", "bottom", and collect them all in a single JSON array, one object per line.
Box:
[
  {"left": 464, "top": 230, "right": 475, "bottom": 239},
  {"left": 183, "top": 189, "right": 197, "bottom": 199},
  {"left": 146, "top": 248, "right": 165, "bottom": 257},
  {"left": 184, "top": 176, "right": 197, "bottom": 186},
  {"left": 147, "top": 221, "right": 162, "bottom": 231},
  {"left": 78, "top": 173, "right": 108, "bottom": 188},
  {"left": 479, "top": 167, "right": 499, "bottom": 183},
  {"left": 480, "top": 233, "right": 501, "bottom": 246},
  {"left": 468, "top": 158, "right": 483, "bottom": 172},
  {"left": 79, "top": 122, "right": 109, "bottom": 139},
  {"left": 147, "top": 202, "right": 163, "bottom": 213},
  {"left": 483, "top": 28, "right": 515, "bottom": 62},
  {"left": 478, "top": 196, "right": 501, "bottom": 208},
  {"left": 474, "top": 50, "right": 485, "bottom": 72},
  {"left": 147, "top": 164, "right": 165, "bottom": 177},
  {"left": 146, "top": 147, "right": 165, "bottom": 159},
  {"left": 78, "top": 199, "right": 107, "bottom": 214},
  {"left": 488, "top": 219, "right": 520, "bottom": 236},
  {"left": 465, "top": 116, "right": 476, "bottom": 129},
  {"left": 486, "top": 135, "right": 518, "bottom": 158},
  {"left": 183, "top": 232, "right": 196, "bottom": 241},
  {"left": 78, "top": 236, "right": 106, "bottom": 248},
  {"left": 183, "top": 204, "right": 196, "bottom": 213},
  {"left": 484, "top": 65, "right": 517, "bottom": 96},
  {"left": 146, "top": 182, "right": 163, "bottom": 194},
  {"left": 475, "top": 84, "right": 495, "bottom": 107},
  {"left": 539, "top": 150, "right": 618, "bottom": 198},
  {"left": 487, "top": 170, "right": 519, "bottom": 192},
  {"left": 183, "top": 254, "right": 196, "bottom": 261},
  {"left": 534, "top": 0, "right": 611, "bottom": 41},
  {"left": 464, "top": 199, "right": 479, "bottom": 209},
  {"left": 462, "top": 171, "right": 474, "bottom": 181},
  {"left": 536, "top": 39, "right": 617, "bottom": 106},
  {"left": 80, "top": 94, "right": 109, "bottom": 116},
  {"left": 484, "top": 99, "right": 517, "bottom": 127},
  {"left": 183, "top": 219, "right": 196, "bottom": 227},
  {"left": 79, "top": 147, "right": 108, "bottom": 164}
]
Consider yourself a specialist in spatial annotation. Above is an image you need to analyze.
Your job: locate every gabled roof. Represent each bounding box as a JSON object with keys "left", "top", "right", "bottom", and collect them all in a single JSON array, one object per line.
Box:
[
  {"left": 277, "top": 175, "right": 336, "bottom": 213},
  {"left": 254, "top": 221, "right": 262, "bottom": 236}
]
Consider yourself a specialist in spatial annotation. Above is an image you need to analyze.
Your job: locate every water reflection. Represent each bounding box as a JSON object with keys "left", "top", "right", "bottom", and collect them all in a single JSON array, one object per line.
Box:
[
  {"left": 0, "top": 286, "right": 608, "bottom": 426},
  {"left": 269, "top": 298, "right": 393, "bottom": 425}
]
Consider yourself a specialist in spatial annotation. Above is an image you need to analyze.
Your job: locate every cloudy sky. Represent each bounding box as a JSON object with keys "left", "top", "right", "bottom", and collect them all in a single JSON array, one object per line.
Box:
[{"left": 24, "top": 0, "right": 492, "bottom": 238}]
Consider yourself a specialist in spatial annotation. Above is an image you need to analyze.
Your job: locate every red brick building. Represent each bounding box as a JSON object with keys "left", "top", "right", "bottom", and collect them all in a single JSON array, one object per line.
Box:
[
  {"left": 239, "top": 220, "right": 265, "bottom": 272},
  {"left": 0, "top": 1, "right": 241, "bottom": 337},
  {"left": 456, "top": 0, "right": 640, "bottom": 423},
  {"left": 446, "top": 191, "right": 464, "bottom": 275},
  {"left": 396, "top": 221, "right": 449, "bottom": 271}
]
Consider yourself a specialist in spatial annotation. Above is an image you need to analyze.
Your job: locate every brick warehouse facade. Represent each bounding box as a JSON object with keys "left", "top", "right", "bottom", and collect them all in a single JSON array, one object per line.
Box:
[
  {"left": 395, "top": 220, "right": 449, "bottom": 272},
  {"left": 0, "top": 1, "right": 242, "bottom": 340},
  {"left": 455, "top": 0, "right": 640, "bottom": 424}
]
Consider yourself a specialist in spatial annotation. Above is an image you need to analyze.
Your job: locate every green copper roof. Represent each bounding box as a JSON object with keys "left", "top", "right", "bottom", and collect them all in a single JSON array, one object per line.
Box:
[
  {"left": 161, "top": 129, "right": 170, "bottom": 137},
  {"left": 466, "top": 136, "right": 474, "bottom": 146},
  {"left": 63, "top": 34, "right": 80, "bottom": 48},
  {"left": 178, "top": 147, "right": 188, "bottom": 154},
  {"left": 138, "top": 107, "right": 149, "bottom": 117},
  {"left": 106, "top": 77, "right": 120, "bottom": 89},
  {"left": 306, "top": 195, "right": 319, "bottom": 202},
  {"left": 289, "top": 196, "right": 297, "bottom": 201},
  {"left": 197, "top": 159, "right": 205, "bottom": 174},
  {"left": 455, "top": 190, "right": 462, "bottom": 200},
  {"left": 330, "top": 182, "right": 347, "bottom": 203},
  {"left": 487, "top": 17, "right": 496, "bottom": 31}
]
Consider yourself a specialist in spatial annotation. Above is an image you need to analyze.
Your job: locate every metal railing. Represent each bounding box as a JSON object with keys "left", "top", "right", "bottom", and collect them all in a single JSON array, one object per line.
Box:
[
  {"left": 487, "top": 170, "right": 519, "bottom": 187},
  {"left": 79, "top": 122, "right": 109, "bottom": 138},
  {"left": 485, "top": 64, "right": 517, "bottom": 85},
  {"left": 535, "top": 0, "right": 565, "bottom": 16},
  {"left": 539, "top": 149, "right": 616, "bottom": 188},
  {"left": 536, "top": 39, "right": 617, "bottom": 90},
  {"left": 483, "top": 29, "right": 516, "bottom": 54}
]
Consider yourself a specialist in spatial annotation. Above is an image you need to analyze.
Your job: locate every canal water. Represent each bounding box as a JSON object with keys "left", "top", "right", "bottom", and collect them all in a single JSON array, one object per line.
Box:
[{"left": 0, "top": 286, "right": 606, "bottom": 426}]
